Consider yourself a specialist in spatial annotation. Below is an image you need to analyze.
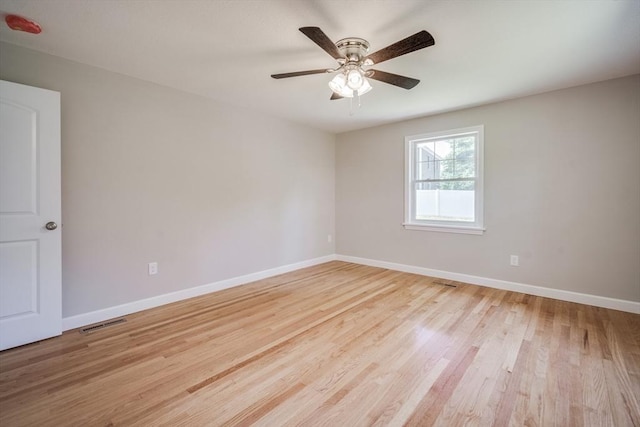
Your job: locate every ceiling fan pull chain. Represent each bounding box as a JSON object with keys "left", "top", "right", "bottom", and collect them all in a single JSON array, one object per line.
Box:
[{"left": 348, "top": 90, "right": 364, "bottom": 116}]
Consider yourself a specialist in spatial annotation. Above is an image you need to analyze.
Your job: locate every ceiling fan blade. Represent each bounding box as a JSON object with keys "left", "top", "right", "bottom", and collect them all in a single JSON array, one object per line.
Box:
[
  {"left": 299, "top": 27, "right": 342, "bottom": 59},
  {"left": 271, "top": 69, "right": 330, "bottom": 79},
  {"left": 366, "top": 30, "right": 435, "bottom": 65},
  {"left": 330, "top": 92, "right": 343, "bottom": 100},
  {"left": 369, "top": 70, "right": 420, "bottom": 89}
]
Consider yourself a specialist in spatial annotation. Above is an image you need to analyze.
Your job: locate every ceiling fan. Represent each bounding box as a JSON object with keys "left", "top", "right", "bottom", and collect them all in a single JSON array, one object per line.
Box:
[{"left": 271, "top": 27, "right": 435, "bottom": 100}]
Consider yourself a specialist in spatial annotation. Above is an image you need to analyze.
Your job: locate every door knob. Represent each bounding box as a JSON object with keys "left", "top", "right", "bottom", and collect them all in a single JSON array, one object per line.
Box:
[{"left": 45, "top": 221, "right": 58, "bottom": 230}]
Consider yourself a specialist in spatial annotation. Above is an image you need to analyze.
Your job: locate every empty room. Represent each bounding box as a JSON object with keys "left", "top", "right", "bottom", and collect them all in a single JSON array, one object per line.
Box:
[{"left": 0, "top": 0, "right": 639, "bottom": 425}]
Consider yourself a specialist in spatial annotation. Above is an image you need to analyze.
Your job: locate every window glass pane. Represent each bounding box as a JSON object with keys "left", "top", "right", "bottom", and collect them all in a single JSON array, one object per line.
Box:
[
  {"left": 420, "top": 135, "right": 476, "bottom": 181},
  {"left": 454, "top": 158, "right": 475, "bottom": 178},
  {"left": 434, "top": 139, "right": 454, "bottom": 159},
  {"left": 414, "top": 180, "right": 475, "bottom": 222},
  {"left": 416, "top": 181, "right": 440, "bottom": 190},
  {"left": 416, "top": 159, "right": 437, "bottom": 180},
  {"left": 452, "top": 137, "right": 475, "bottom": 180},
  {"left": 417, "top": 141, "right": 435, "bottom": 157},
  {"left": 415, "top": 143, "right": 438, "bottom": 180},
  {"left": 436, "top": 159, "right": 454, "bottom": 180},
  {"left": 456, "top": 138, "right": 474, "bottom": 159},
  {"left": 415, "top": 144, "right": 437, "bottom": 180}
]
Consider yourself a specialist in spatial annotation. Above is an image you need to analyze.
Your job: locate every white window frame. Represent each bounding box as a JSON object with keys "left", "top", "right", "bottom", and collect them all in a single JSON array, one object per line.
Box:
[{"left": 403, "top": 125, "right": 485, "bottom": 235}]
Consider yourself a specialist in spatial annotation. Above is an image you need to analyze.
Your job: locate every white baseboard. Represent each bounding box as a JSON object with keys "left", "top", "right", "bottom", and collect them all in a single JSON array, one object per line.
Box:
[
  {"left": 62, "top": 254, "right": 337, "bottom": 331},
  {"left": 336, "top": 254, "right": 640, "bottom": 314},
  {"left": 62, "top": 252, "right": 638, "bottom": 331}
]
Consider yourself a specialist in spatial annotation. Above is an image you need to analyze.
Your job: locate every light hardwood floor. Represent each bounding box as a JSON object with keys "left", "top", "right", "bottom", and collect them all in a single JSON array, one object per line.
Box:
[{"left": 0, "top": 261, "right": 638, "bottom": 426}]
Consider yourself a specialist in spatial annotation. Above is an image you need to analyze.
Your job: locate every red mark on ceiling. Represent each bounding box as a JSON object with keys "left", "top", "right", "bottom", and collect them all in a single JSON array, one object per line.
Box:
[{"left": 5, "top": 15, "right": 42, "bottom": 34}]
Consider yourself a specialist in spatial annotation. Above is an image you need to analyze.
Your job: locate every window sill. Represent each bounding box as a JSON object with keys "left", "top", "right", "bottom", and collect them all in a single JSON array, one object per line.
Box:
[{"left": 403, "top": 223, "right": 485, "bottom": 235}]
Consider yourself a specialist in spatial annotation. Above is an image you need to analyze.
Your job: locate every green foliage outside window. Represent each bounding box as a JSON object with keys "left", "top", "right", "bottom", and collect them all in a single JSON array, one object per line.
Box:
[{"left": 438, "top": 136, "right": 475, "bottom": 190}]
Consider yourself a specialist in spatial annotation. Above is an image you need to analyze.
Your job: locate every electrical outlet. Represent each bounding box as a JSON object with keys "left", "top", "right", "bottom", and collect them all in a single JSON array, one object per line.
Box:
[
  {"left": 510, "top": 255, "right": 519, "bottom": 267},
  {"left": 328, "top": 234, "right": 332, "bottom": 243},
  {"left": 148, "top": 262, "right": 158, "bottom": 275}
]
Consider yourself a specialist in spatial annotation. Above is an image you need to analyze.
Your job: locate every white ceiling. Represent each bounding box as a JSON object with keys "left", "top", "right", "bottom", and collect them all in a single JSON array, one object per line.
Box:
[{"left": 0, "top": 0, "right": 639, "bottom": 133}]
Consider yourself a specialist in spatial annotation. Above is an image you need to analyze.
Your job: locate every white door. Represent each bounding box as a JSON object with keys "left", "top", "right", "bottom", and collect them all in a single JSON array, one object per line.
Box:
[{"left": 0, "top": 80, "right": 61, "bottom": 351}]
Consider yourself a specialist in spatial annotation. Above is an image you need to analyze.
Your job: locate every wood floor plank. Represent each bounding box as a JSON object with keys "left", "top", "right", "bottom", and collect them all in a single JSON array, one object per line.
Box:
[{"left": 0, "top": 261, "right": 638, "bottom": 426}]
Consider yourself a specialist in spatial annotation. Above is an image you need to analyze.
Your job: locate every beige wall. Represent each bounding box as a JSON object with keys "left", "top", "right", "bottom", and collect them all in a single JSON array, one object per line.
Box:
[
  {"left": 336, "top": 75, "right": 640, "bottom": 302},
  {"left": 0, "top": 42, "right": 336, "bottom": 317},
  {"left": 2, "top": 42, "right": 638, "bottom": 316}
]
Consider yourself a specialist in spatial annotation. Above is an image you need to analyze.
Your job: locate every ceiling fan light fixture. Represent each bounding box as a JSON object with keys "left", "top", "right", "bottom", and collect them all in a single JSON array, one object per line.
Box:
[
  {"left": 346, "top": 69, "right": 364, "bottom": 90},
  {"left": 358, "top": 78, "right": 372, "bottom": 96},
  {"left": 328, "top": 73, "right": 347, "bottom": 94},
  {"left": 329, "top": 70, "right": 372, "bottom": 98}
]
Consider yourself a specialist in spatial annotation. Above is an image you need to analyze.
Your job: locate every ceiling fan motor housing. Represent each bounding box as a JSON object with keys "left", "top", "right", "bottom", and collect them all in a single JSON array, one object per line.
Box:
[{"left": 336, "top": 38, "right": 370, "bottom": 64}]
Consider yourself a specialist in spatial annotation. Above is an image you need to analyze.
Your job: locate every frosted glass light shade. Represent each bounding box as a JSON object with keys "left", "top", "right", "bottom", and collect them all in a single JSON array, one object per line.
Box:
[
  {"left": 329, "top": 71, "right": 372, "bottom": 98},
  {"left": 328, "top": 73, "right": 347, "bottom": 94},
  {"left": 346, "top": 69, "right": 364, "bottom": 90},
  {"left": 357, "top": 78, "right": 372, "bottom": 96}
]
